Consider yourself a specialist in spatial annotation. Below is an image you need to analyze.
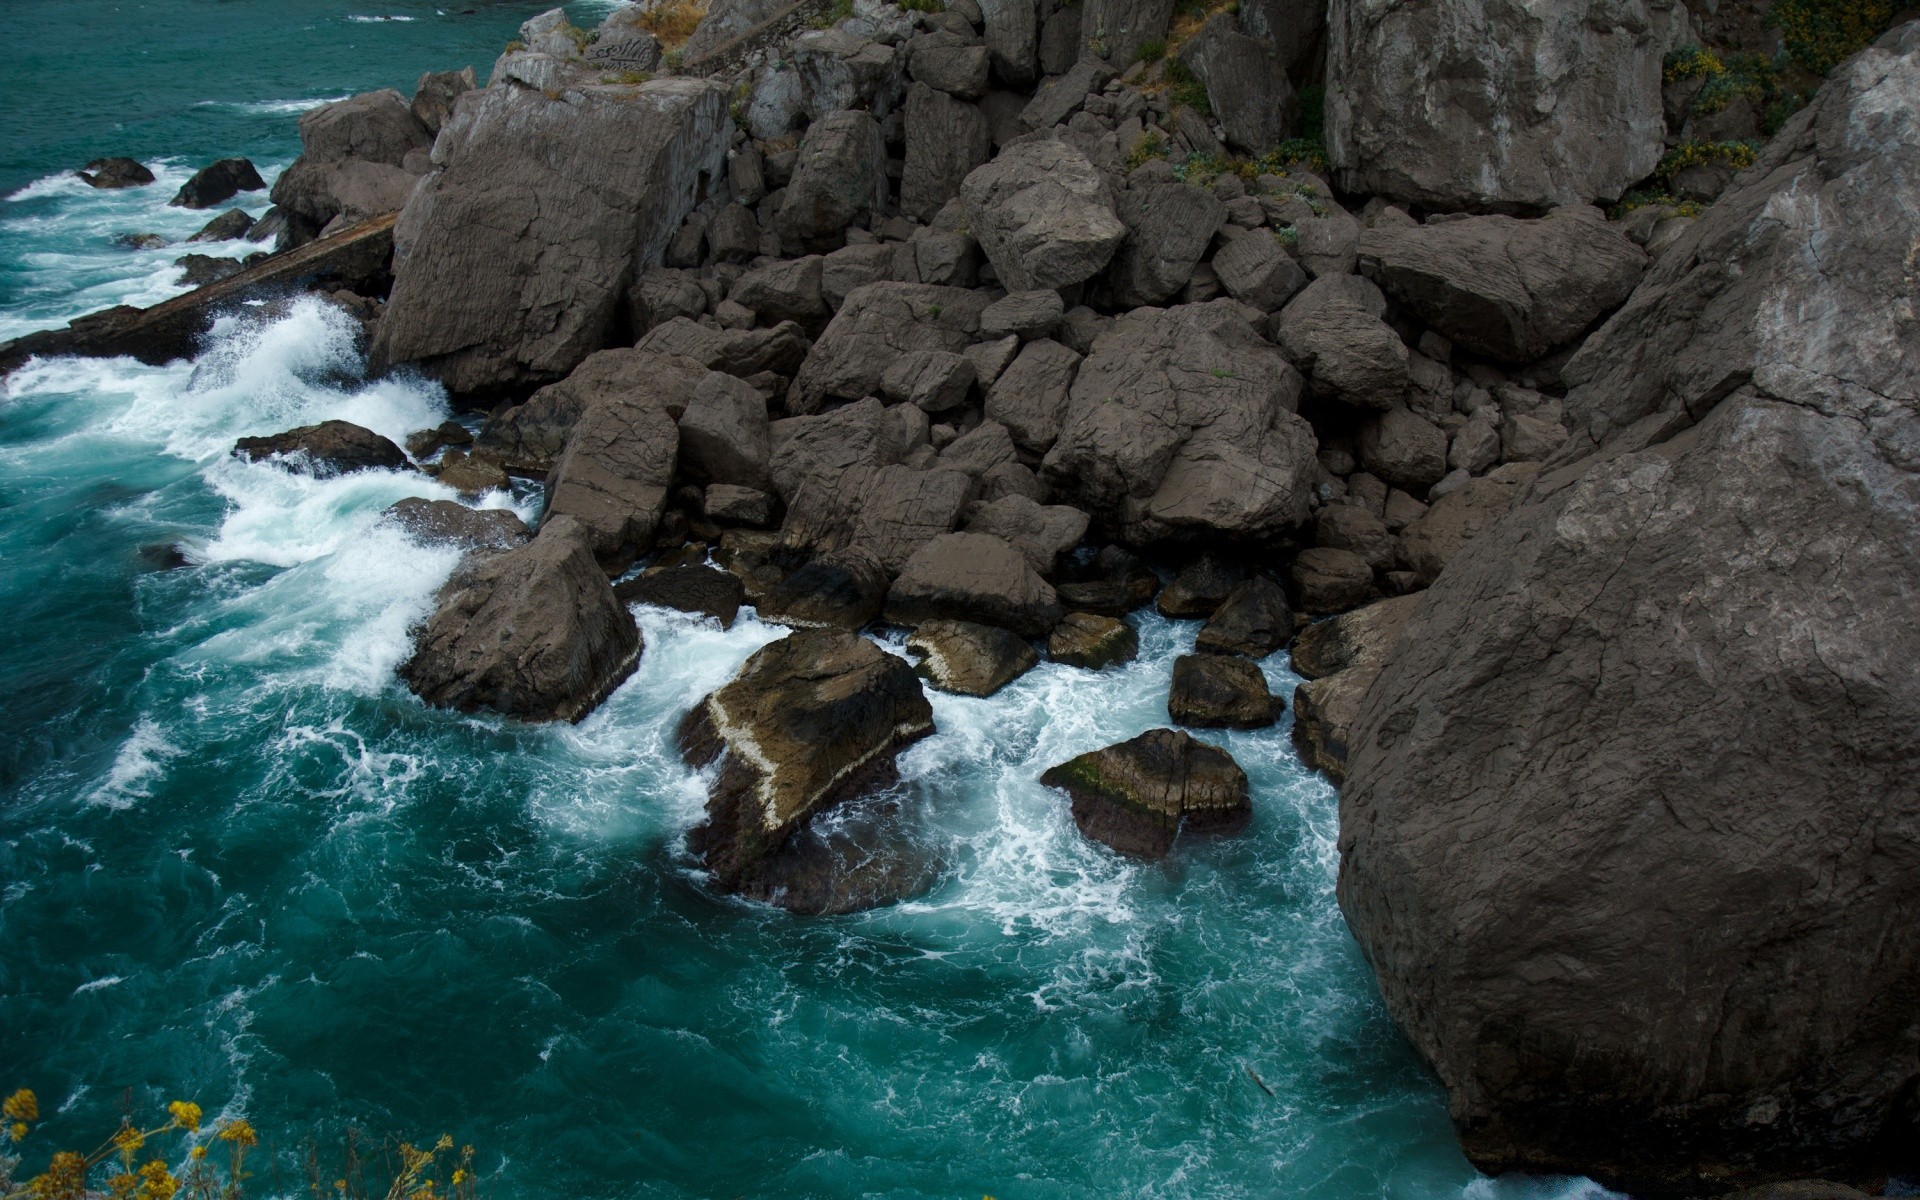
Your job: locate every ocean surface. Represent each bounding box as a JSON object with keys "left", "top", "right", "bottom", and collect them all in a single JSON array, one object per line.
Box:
[{"left": 0, "top": 4, "right": 1610, "bottom": 1197}]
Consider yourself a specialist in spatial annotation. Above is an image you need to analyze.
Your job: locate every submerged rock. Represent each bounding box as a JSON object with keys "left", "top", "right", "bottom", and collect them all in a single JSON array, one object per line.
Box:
[
  {"left": 1041, "top": 727, "right": 1250, "bottom": 858},
  {"left": 1046, "top": 611, "right": 1138, "bottom": 670},
  {"left": 77, "top": 157, "right": 154, "bottom": 189},
  {"left": 905, "top": 619, "right": 1038, "bottom": 697},
  {"left": 401, "top": 515, "right": 641, "bottom": 722},
  {"left": 679, "top": 628, "right": 937, "bottom": 913},
  {"left": 233, "top": 420, "right": 408, "bottom": 477}
]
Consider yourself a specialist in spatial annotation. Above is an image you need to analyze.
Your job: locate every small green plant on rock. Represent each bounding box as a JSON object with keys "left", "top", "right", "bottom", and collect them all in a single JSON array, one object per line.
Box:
[
  {"left": 1611, "top": 190, "right": 1705, "bottom": 220},
  {"left": 1123, "top": 131, "right": 1169, "bottom": 170},
  {"left": 1164, "top": 58, "right": 1211, "bottom": 116},
  {"left": 1135, "top": 38, "right": 1167, "bottom": 64},
  {"left": 1658, "top": 138, "right": 1760, "bottom": 179},
  {"left": 1768, "top": 0, "right": 1895, "bottom": 74}
]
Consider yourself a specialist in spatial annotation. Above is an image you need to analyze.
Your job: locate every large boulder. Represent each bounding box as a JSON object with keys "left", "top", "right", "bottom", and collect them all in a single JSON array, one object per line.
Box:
[
  {"left": 1272, "top": 274, "right": 1408, "bottom": 411},
  {"left": 779, "top": 462, "right": 975, "bottom": 573},
  {"left": 906, "top": 619, "right": 1039, "bottom": 696},
  {"left": 270, "top": 89, "right": 432, "bottom": 232},
  {"left": 385, "top": 497, "right": 531, "bottom": 551},
  {"left": 959, "top": 136, "right": 1127, "bottom": 293},
  {"left": 1400, "top": 462, "right": 1538, "bottom": 585},
  {"left": 1047, "top": 611, "right": 1139, "bottom": 669},
  {"left": 679, "top": 628, "right": 937, "bottom": 913},
  {"left": 401, "top": 515, "right": 641, "bottom": 722},
  {"left": 1041, "top": 727, "right": 1249, "bottom": 858},
  {"left": 1357, "top": 207, "right": 1646, "bottom": 363},
  {"left": 234, "top": 420, "right": 408, "bottom": 476},
  {"left": 170, "top": 158, "right": 265, "bottom": 209},
  {"left": 370, "top": 77, "right": 729, "bottom": 398},
  {"left": 1175, "top": 13, "right": 1298, "bottom": 155},
  {"left": 884, "top": 532, "right": 1063, "bottom": 637},
  {"left": 1168, "top": 653, "right": 1280, "bottom": 729},
  {"left": 984, "top": 337, "right": 1082, "bottom": 453},
  {"left": 1193, "top": 576, "right": 1291, "bottom": 658},
  {"left": 1287, "top": 591, "right": 1419, "bottom": 779},
  {"left": 1325, "top": 0, "right": 1678, "bottom": 210},
  {"left": 1042, "top": 302, "right": 1318, "bottom": 543},
  {"left": 1337, "top": 27, "right": 1920, "bottom": 1192},
  {"left": 777, "top": 109, "right": 888, "bottom": 250},
  {"left": 792, "top": 282, "right": 990, "bottom": 413},
  {"left": 542, "top": 391, "right": 679, "bottom": 570},
  {"left": 1077, "top": 0, "right": 1176, "bottom": 68},
  {"left": 902, "top": 83, "right": 993, "bottom": 221},
  {"left": 676, "top": 371, "right": 772, "bottom": 490},
  {"left": 480, "top": 349, "right": 709, "bottom": 471},
  {"left": 1102, "top": 172, "right": 1225, "bottom": 308}
]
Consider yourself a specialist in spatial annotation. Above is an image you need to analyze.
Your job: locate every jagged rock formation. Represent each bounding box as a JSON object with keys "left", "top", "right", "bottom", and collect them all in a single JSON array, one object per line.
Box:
[{"left": 1041, "top": 727, "right": 1250, "bottom": 857}]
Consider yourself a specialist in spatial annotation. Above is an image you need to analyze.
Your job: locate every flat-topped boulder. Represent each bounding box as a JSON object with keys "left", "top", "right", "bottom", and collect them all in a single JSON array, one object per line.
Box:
[
  {"left": 906, "top": 619, "right": 1038, "bottom": 696},
  {"left": 679, "top": 628, "right": 937, "bottom": 913},
  {"left": 1168, "top": 653, "right": 1280, "bottom": 729},
  {"left": 385, "top": 497, "right": 530, "bottom": 551},
  {"left": 884, "top": 532, "right": 1062, "bottom": 638},
  {"left": 1041, "top": 728, "right": 1250, "bottom": 857},
  {"left": 1047, "top": 612, "right": 1138, "bottom": 670},
  {"left": 233, "top": 420, "right": 408, "bottom": 477},
  {"left": 401, "top": 515, "right": 641, "bottom": 722}
]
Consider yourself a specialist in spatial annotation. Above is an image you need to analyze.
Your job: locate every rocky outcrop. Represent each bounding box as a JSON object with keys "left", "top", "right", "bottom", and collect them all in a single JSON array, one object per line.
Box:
[
  {"left": 959, "top": 136, "right": 1127, "bottom": 293},
  {"left": 370, "top": 76, "right": 729, "bottom": 398},
  {"left": 1175, "top": 13, "right": 1298, "bottom": 155},
  {"left": 402, "top": 515, "right": 641, "bottom": 722},
  {"left": 884, "top": 532, "right": 1062, "bottom": 636},
  {"left": 1337, "top": 28, "right": 1920, "bottom": 1192},
  {"left": 1287, "top": 592, "right": 1419, "bottom": 779},
  {"left": 385, "top": 497, "right": 531, "bottom": 551},
  {"left": 77, "top": 157, "right": 154, "bottom": 189},
  {"left": 543, "top": 392, "right": 679, "bottom": 570},
  {"left": 905, "top": 619, "right": 1038, "bottom": 696},
  {"left": 233, "top": 420, "right": 409, "bottom": 476},
  {"left": 679, "top": 628, "right": 937, "bottom": 913},
  {"left": 792, "top": 282, "right": 990, "bottom": 413},
  {"left": 777, "top": 109, "right": 888, "bottom": 249},
  {"left": 1047, "top": 611, "right": 1138, "bottom": 669},
  {"left": 481, "top": 349, "right": 708, "bottom": 472},
  {"left": 1040, "top": 727, "right": 1249, "bottom": 857},
  {"left": 1357, "top": 207, "right": 1646, "bottom": 363},
  {"left": 1168, "top": 653, "right": 1279, "bottom": 729},
  {"left": 270, "top": 88, "right": 431, "bottom": 234},
  {"left": 616, "top": 564, "right": 746, "bottom": 628},
  {"left": 1325, "top": 0, "right": 1679, "bottom": 210},
  {"left": 170, "top": 158, "right": 265, "bottom": 209}
]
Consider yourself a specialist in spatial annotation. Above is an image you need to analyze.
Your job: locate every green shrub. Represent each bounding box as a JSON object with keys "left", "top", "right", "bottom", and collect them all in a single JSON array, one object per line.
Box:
[
  {"left": 1123, "top": 131, "right": 1169, "bottom": 169},
  {"left": 1658, "top": 138, "right": 1759, "bottom": 178},
  {"left": 1768, "top": 0, "right": 1894, "bottom": 73},
  {"left": 1134, "top": 38, "right": 1167, "bottom": 63},
  {"left": 1164, "top": 58, "right": 1211, "bottom": 116}
]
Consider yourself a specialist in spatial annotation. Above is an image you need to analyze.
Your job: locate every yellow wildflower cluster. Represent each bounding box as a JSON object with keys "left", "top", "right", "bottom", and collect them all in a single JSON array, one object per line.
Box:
[
  {"left": 1664, "top": 43, "right": 1727, "bottom": 81},
  {"left": 5, "top": 1089, "right": 38, "bottom": 1145},
  {"left": 1768, "top": 0, "right": 1894, "bottom": 73}
]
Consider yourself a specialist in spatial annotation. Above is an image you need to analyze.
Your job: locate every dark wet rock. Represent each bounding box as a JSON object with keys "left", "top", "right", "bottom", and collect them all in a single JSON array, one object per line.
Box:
[
  {"left": 385, "top": 497, "right": 531, "bottom": 551},
  {"left": 1041, "top": 727, "right": 1249, "bottom": 858},
  {"left": 401, "top": 515, "right": 641, "bottom": 722},
  {"left": 77, "top": 157, "right": 155, "bottom": 189},
  {"left": 1055, "top": 545, "right": 1160, "bottom": 616},
  {"left": 170, "top": 158, "right": 266, "bottom": 209},
  {"left": 906, "top": 618, "right": 1038, "bottom": 696},
  {"left": 174, "top": 254, "right": 247, "bottom": 287},
  {"left": 1193, "top": 576, "right": 1291, "bottom": 658},
  {"left": 1287, "top": 591, "right": 1420, "bottom": 780},
  {"left": 1168, "top": 653, "right": 1279, "bottom": 729},
  {"left": 1357, "top": 207, "right": 1646, "bottom": 364},
  {"left": 432, "top": 449, "right": 511, "bottom": 495},
  {"left": 1156, "top": 554, "right": 1251, "bottom": 618},
  {"left": 616, "top": 564, "right": 745, "bottom": 628},
  {"left": 1288, "top": 546, "right": 1375, "bottom": 614},
  {"left": 186, "top": 209, "right": 255, "bottom": 243},
  {"left": 233, "top": 420, "right": 408, "bottom": 477},
  {"left": 117, "top": 233, "right": 170, "bottom": 250},
  {"left": 138, "top": 542, "right": 191, "bottom": 570},
  {"left": 885, "top": 532, "right": 1062, "bottom": 637},
  {"left": 679, "top": 628, "right": 936, "bottom": 913},
  {"left": 405, "top": 420, "right": 474, "bottom": 459},
  {"left": 757, "top": 550, "right": 889, "bottom": 630},
  {"left": 959, "top": 136, "right": 1126, "bottom": 293},
  {"left": 543, "top": 389, "right": 679, "bottom": 570},
  {"left": 703, "top": 483, "right": 778, "bottom": 528},
  {"left": 792, "top": 282, "right": 990, "bottom": 414},
  {"left": 1047, "top": 611, "right": 1139, "bottom": 670},
  {"left": 370, "top": 78, "right": 729, "bottom": 398}
]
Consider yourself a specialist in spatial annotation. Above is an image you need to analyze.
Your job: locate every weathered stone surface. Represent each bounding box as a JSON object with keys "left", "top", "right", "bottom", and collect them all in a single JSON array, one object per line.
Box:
[
  {"left": 411, "top": 67, "right": 476, "bottom": 135},
  {"left": 1193, "top": 576, "right": 1291, "bottom": 657},
  {"left": 902, "top": 83, "right": 993, "bottom": 221},
  {"left": 370, "top": 77, "right": 728, "bottom": 398},
  {"left": 171, "top": 158, "right": 266, "bottom": 208},
  {"left": 757, "top": 550, "right": 890, "bottom": 630},
  {"left": 384, "top": 497, "right": 530, "bottom": 551},
  {"left": 960, "top": 136, "right": 1126, "bottom": 293},
  {"left": 963, "top": 494, "right": 1088, "bottom": 574},
  {"left": 729, "top": 255, "right": 828, "bottom": 324},
  {"left": 881, "top": 349, "right": 976, "bottom": 412},
  {"left": 1077, "top": 0, "right": 1176, "bottom": 68},
  {"left": 1043, "top": 302, "right": 1317, "bottom": 542},
  {"left": 1157, "top": 554, "right": 1251, "bottom": 618},
  {"left": 677, "top": 370, "right": 772, "bottom": 490},
  {"left": 1041, "top": 727, "right": 1248, "bottom": 857},
  {"left": 234, "top": 420, "right": 408, "bottom": 476},
  {"left": 401, "top": 515, "right": 641, "bottom": 722},
  {"left": 634, "top": 317, "right": 811, "bottom": 379},
  {"left": 1315, "top": 501, "right": 1399, "bottom": 572},
  {"left": 543, "top": 390, "right": 679, "bottom": 569},
  {"left": 187, "top": 210, "right": 254, "bottom": 243},
  {"left": 1212, "top": 228, "right": 1308, "bottom": 312},
  {"left": 615, "top": 563, "right": 745, "bottom": 628},
  {"left": 792, "top": 282, "right": 990, "bottom": 413},
  {"left": 270, "top": 89, "right": 431, "bottom": 230},
  {"left": 1400, "top": 462, "right": 1537, "bottom": 585},
  {"left": 1358, "top": 207, "right": 1646, "bottom": 363},
  {"left": 907, "top": 619, "right": 1039, "bottom": 695},
  {"left": 1168, "top": 653, "right": 1279, "bottom": 729},
  {"left": 703, "top": 483, "right": 778, "bottom": 527},
  {"left": 1176, "top": 12, "right": 1298, "bottom": 154},
  {"left": 937, "top": 419, "right": 1019, "bottom": 477},
  {"left": 1325, "top": 0, "right": 1675, "bottom": 210},
  {"left": 679, "top": 628, "right": 935, "bottom": 911},
  {"left": 768, "top": 396, "right": 887, "bottom": 501},
  {"left": 1019, "top": 57, "right": 1116, "bottom": 131},
  {"left": 780, "top": 462, "right": 975, "bottom": 572},
  {"left": 1358, "top": 406, "right": 1448, "bottom": 491},
  {"left": 979, "top": 0, "right": 1039, "bottom": 87},
  {"left": 1272, "top": 274, "right": 1407, "bottom": 411},
  {"left": 481, "top": 349, "right": 707, "bottom": 471},
  {"left": 1338, "top": 28, "right": 1920, "bottom": 1192},
  {"left": 980, "top": 288, "right": 1065, "bottom": 340},
  {"left": 1103, "top": 174, "right": 1225, "bottom": 308},
  {"left": 885, "top": 532, "right": 1062, "bottom": 636},
  {"left": 1047, "top": 610, "right": 1139, "bottom": 669},
  {"left": 1289, "top": 546, "right": 1374, "bottom": 613},
  {"left": 791, "top": 28, "right": 907, "bottom": 121},
  {"left": 984, "top": 337, "right": 1081, "bottom": 454},
  {"left": 77, "top": 157, "right": 155, "bottom": 189},
  {"left": 1287, "top": 591, "right": 1419, "bottom": 779},
  {"left": 778, "top": 108, "right": 888, "bottom": 249},
  {"left": 909, "top": 31, "right": 992, "bottom": 99}
]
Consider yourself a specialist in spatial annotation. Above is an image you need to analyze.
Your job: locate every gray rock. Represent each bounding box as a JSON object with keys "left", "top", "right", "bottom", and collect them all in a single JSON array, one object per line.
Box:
[
  {"left": 980, "top": 288, "right": 1065, "bottom": 340},
  {"left": 792, "top": 281, "right": 990, "bottom": 413},
  {"left": 543, "top": 388, "right": 679, "bottom": 569},
  {"left": 963, "top": 493, "right": 1089, "bottom": 573},
  {"left": 170, "top": 158, "right": 266, "bottom": 209},
  {"left": 902, "top": 84, "right": 994, "bottom": 221},
  {"left": 705, "top": 203, "right": 760, "bottom": 263},
  {"left": 965, "top": 333, "right": 1023, "bottom": 389},
  {"left": 1193, "top": 576, "right": 1291, "bottom": 657},
  {"left": 270, "top": 88, "right": 431, "bottom": 232},
  {"left": 371, "top": 78, "right": 729, "bottom": 397},
  {"left": 1212, "top": 229, "right": 1308, "bottom": 312},
  {"left": 1448, "top": 411, "right": 1500, "bottom": 474},
  {"left": 960, "top": 136, "right": 1127, "bottom": 293},
  {"left": 1078, "top": 0, "right": 1176, "bottom": 67},
  {"left": 1175, "top": 13, "right": 1298, "bottom": 154},
  {"left": 683, "top": 0, "right": 791, "bottom": 59},
  {"left": 1043, "top": 301, "right": 1316, "bottom": 542},
  {"left": 906, "top": 619, "right": 1039, "bottom": 695},
  {"left": 77, "top": 157, "right": 154, "bottom": 189},
  {"left": 412, "top": 68, "right": 477, "bottom": 135},
  {"left": 885, "top": 531, "right": 1063, "bottom": 636},
  {"left": 1313, "top": 502, "right": 1397, "bottom": 571},
  {"left": 881, "top": 349, "right": 977, "bottom": 412},
  {"left": 729, "top": 255, "right": 828, "bottom": 324},
  {"left": 636, "top": 266, "right": 709, "bottom": 329},
  {"left": 703, "top": 483, "right": 778, "bottom": 527},
  {"left": 480, "top": 349, "right": 706, "bottom": 471},
  {"left": 1156, "top": 553, "right": 1251, "bottom": 617},
  {"left": 1357, "top": 406, "right": 1448, "bottom": 491},
  {"left": 1103, "top": 176, "right": 1225, "bottom": 308},
  {"left": 938, "top": 419, "right": 1020, "bottom": 477},
  {"left": 1020, "top": 57, "right": 1117, "bottom": 131},
  {"left": 186, "top": 209, "right": 255, "bottom": 243},
  {"left": 1046, "top": 611, "right": 1139, "bottom": 669},
  {"left": 820, "top": 242, "right": 898, "bottom": 308},
  {"left": 778, "top": 109, "right": 888, "bottom": 250},
  {"left": 984, "top": 337, "right": 1082, "bottom": 454},
  {"left": 1272, "top": 274, "right": 1408, "bottom": 411},
  {"left": 1168, "top": 653, "right": 1279, "bottom": 729},
  {"left": 633, "top": 316, "right": 811, "bottom": 378},
  {"left": 1396, "top": 458, "right": 1534, "bottom": 586},
  {"left": 1358, "top": 206, "right": 1647, "bottom": 364},
  {"left": 768, "top": 397, "right": 887, "bottom": 501},
  {"left": 233, "top": 420, "right": 408, "bottom": 476},
  {"left": 1238, "top": 0, "right": 1323, "bottom": 83},
  {"left": 780, "top": 462, "right": 976, "bottom": 573},
  {"left": 385, "top": 496, "right": 530, "bottom": 551},
  {"left": 909, "top": 31, "right": 992, "bottom": 98},
  {"left": 1325, "top": 0, "right": 1678, "bottom": 209},
  {"left": 979, "top": 0, "right": 1039, "bottom": 87},
  {"left": 791, "top": 29, "right": 907, "bottom": 121},
  {"left": 677, "top": 371, "right": 772, "bottom": 490},
  {"left": 1042, "top": 727, "right": 1248, "bottom": 857},
  {"left": 401, "top": 515, "right": 641, "bottom": 722},
  {"left": 1337, "top": 30, "right": 1920, "bottom": 1191},
  {"left": 1287, "top": 591, "right": 1419, "bottom": 779},
  {"left": 756, "top": 550, "right": 890, "bottom": 630},
  {"left": 1288, "top": 546, "right": 1374, "bottom": 613}
]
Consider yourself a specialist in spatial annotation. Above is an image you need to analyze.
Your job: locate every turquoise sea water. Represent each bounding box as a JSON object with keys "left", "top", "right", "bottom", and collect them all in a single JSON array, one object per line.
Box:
[{"left": 0, "top": 5, "right": 1611, "bottom": 1197}]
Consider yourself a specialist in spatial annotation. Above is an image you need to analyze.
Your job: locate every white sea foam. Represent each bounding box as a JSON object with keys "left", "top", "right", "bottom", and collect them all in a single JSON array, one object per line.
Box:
[
  {"left": 345, "top": 13, "right": 418, "bottom": 21},
  {"left": 89, "top": 718, "right": 185, "bottom": 809},
  {"left": 72, "top": 975, "right": 128, "bottom": 995},
  {"left": 199, "top": 95, "right": 352, "bottom": 114}
]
